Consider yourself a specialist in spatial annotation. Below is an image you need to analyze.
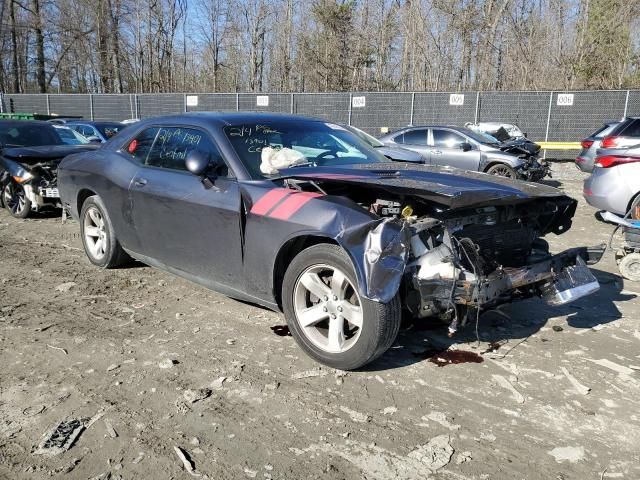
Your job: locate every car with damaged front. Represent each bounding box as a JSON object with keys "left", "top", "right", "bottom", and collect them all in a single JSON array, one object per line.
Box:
[
  {"left": 379, "top": 125, "right": 549, "bottom": 181},
  {"left": 57, "top": 113, "right": 603, "bottom": 370}
]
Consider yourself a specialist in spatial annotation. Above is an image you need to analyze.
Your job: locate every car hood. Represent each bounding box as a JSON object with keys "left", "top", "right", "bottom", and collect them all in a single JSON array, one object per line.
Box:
[
  {"left": 275, "top": 162, "right": 569, "bottom": 209},
  {"left": 374, "top": 145, "right": 425, "bottom": 163},
  {"left": 1, "top": 144, "right": 99, "bottom": 164}
]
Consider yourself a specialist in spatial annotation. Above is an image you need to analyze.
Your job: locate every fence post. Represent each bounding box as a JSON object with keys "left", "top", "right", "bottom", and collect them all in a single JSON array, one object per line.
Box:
[
  {"left": 347, "top": 93, "right": 353, "bottom": 125},
  {"left": 46, "top": 94, "right": 51, "bottom": 115},
  {"left": 543, "top": 91, "right": 554, "bottom": 159},
  {"left": 236, "top": 93, "right": 240, "bottom": 111},
  {"left": 409, "top": 92, "right": 415, "bottom": 126},
  {"left": 624, "top": 90, "right": 630, "bottom": 117},
  {"left": 183, "top": 93, "right": 187, "bottom": 113},
  {"left": 89, "top": 94, "right": 94, "bottom": 120},
  {"left": 0, "top": 93, "right": 4, "bottom": 113},
  {"left": 544, "top": 92, "right": 553, "bottom": 142},
  {"left": 474, "top": 91, "right": 480, "bottom": 123},
  {"left": 133, "top": 94, "right": 139, "bottom": 119},
  {"left": 290, "top": 93, "right": 294, "bottom": 114}
]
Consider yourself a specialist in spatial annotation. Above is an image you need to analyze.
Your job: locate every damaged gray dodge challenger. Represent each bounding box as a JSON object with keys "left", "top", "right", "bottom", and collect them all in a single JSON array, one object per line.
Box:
[{"left": 58, "top": 113, "right": 604, "bottom": 370}]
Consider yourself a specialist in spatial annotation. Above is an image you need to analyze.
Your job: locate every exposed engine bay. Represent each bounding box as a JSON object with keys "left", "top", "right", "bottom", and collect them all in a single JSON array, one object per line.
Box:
[{"left": 283, "top": 171, "right": 604, "bottom": 335}]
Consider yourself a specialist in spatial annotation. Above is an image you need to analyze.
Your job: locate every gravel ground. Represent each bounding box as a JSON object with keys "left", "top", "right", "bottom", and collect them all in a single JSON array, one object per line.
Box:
[{"left": 1, "top": 162, "right": 639, "bottom": 480}]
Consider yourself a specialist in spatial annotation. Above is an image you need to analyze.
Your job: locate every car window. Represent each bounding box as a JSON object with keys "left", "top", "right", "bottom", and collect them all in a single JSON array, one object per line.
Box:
[
  {"left": 223, "top": 121, "right": 386, "bottom": 178},
  {"left": 73, "top": 125, "right": 94, "bottom": 137},
  {"left": 96, "top": 123, "right": 126, "bottom": 139},
  {"left": 144, "top": 126, "right": 227, "bottom": 174},
  {"left": 401, "top": 129, "right": 428, "bottom": 145},
  {"left": 433, "top": 129, "right": 467, "bottom": 149},
  {"left": 591, "top": 123, "right": 617, "bottom": 138},
  {"left": 618, "top": 119, "right": 640, "bottom": 137},
  {"left": 0, "top": 123, "right": 63, "bottom": 147},
  {"left": 391, "top": 133, "right": 404, "bottom": 144},
  {"left": 126, "top": 128, "right": 160, "bottom": 164}
]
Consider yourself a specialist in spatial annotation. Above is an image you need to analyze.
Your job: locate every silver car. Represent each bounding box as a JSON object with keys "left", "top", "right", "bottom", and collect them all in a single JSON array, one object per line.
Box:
[
  {"left": 378, "top": 125, "right": 548, "bottom": 180},
  {"left": 575, "top": 122, "right": 620, "bottom": 172},
  {"left": 583, "top": 146, "right": 640, "bottom": 215}
]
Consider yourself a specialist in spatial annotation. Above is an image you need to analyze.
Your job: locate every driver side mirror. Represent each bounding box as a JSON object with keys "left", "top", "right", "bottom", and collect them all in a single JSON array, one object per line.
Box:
[
  {"left": 87, "top": 136, "right": 102, "bottom": 143},
  {"left": 185, "top": 150, "right": 210, "bottom": 176},
  {"left": 460, "top": 142, "right": 473, "bottom": 152},
  {"left": 185, "top": 150, "right": 225, "bottom": 189}
]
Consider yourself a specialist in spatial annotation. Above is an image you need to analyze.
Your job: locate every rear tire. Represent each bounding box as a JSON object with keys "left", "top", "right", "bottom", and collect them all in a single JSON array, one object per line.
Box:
[
  {"left": 485, "top": 163, "right": 517, "bottom": 179},
  {"left": 282, "top": 243, "right": 401, "bottom": 370},
  {"left": 3, "top": 181, "right": 32, "bottom": 219},
  {"left": 80, "top": 195, "right": 129, "bottom": 268}
]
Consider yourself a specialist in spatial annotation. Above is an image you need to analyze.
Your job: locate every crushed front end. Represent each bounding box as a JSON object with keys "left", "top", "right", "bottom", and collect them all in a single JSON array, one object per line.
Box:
[{"left": 402, "top": 199, "right": 603, "bottom": 333}]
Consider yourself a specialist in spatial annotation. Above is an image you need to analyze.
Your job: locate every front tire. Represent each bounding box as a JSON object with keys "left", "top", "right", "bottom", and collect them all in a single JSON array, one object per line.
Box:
[
  {"left": 485, "top": 163, "right": 517, "bottom": 179},
  {"left": 282, "top": 243, "right": 401, "bottom": 370},
  {"left": 3, "top": 181, "right": 32, "bottom": 218},
  {"left": 80, "top": 195, "right": 129, "bottom": 268}
]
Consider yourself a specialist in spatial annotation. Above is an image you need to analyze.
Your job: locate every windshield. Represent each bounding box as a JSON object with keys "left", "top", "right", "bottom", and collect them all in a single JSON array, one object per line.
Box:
[
  {"left": 96, "top": 123, "right": 126, "bottom": 139},
  {"left": 345, "top": 125, "right": 384, "bottom": 147},
  {"left": 224, "top": 121, "right": 387, "bottom": 178},
  {"left": 55, "top": 127, "right": 90, "bottom": 145},
  {"left": 461, "top": 128, "right": 501, "bottom": 145},
  {"left": 0, "top": 122, "right": 64, "bottom": 147}
]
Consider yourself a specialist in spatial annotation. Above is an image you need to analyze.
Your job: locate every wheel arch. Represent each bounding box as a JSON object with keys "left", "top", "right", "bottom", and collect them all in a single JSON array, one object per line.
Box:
[
  {"left": 626, "top": 190, "right": 640, "bottom": 216},
  {"left": 483, "top": 160, "right": 519, "bottom": 173},
  {"left": 77, "top": 188, "right": 97, "bottom": 216},
  {"left": 273, "top": 234, "right": 339, "bottom": 310}
]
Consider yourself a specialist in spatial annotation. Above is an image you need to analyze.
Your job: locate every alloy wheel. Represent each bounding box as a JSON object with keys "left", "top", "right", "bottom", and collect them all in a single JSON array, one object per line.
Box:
[
  {"left": 293, "top": 264, "right": 363, "bottom": 353},
  {"left": 83, "top": 206, "right": 108, "bottom": 260}
]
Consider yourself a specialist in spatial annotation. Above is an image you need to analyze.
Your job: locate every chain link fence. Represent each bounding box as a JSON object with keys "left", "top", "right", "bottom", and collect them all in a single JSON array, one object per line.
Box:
[{"left": 2, "top": 90, "right": 638, "bottom": 153}]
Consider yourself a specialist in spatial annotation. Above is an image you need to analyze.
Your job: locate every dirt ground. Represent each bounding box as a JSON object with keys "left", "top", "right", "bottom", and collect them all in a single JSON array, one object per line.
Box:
[{"left": 1, "top": 162, "right": 639, "bottom": 480}]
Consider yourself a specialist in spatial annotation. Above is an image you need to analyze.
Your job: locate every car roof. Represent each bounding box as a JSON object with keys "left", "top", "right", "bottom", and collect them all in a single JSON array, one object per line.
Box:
[
  {"left": 0, "top": 119, "right": 54, "bottom": 127},
  {"left": 67, "top": 120, "right": 124, "bottom": 126},
  {"left": 131, "top": 112, "right": 325, "bottom": 127}
]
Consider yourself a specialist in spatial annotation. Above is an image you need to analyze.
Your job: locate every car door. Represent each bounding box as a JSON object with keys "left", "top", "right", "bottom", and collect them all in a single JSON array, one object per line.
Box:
[
  {"left": 393, "top": 129, "right": 430, "bottom": 159},
  {"left": 430, "top": 128, "right": 481, "bottom": 170},
  {"left": 128, "top": 125, "right": 244, "bottom": 289}
]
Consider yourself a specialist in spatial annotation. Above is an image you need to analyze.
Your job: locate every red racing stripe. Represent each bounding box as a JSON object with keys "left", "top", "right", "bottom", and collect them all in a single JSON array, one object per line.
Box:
[
  {"left": 268, "top": 192, "right": 323, "bottom": 220},
  {"left": 250, "top": 189, "right": 291, "bottom": 215}
]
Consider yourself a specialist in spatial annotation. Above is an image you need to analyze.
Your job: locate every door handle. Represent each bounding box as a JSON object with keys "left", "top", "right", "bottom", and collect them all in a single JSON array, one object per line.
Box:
[
  {"left": 431, "top": 150, "right": 442, "bottom": 155},
  {"left": 134, "top": 178, "right": 148, "bottom": 187}
]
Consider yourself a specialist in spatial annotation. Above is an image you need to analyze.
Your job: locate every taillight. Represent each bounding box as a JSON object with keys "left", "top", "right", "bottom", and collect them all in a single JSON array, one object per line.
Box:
[
  {"left": 600, "top": 135, "right": 639, "bottom": 149},
  {"left": 581, "top": 140, "right": 593, "bottom": 149},
  {"left": 594, "top": 154, "right": 640, "bottom": 168}
]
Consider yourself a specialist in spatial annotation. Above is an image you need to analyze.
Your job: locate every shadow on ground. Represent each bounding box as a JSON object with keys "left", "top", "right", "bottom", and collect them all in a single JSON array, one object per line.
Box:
[{"left": 365, "top": 268, "right": 634, "bottom": 371}]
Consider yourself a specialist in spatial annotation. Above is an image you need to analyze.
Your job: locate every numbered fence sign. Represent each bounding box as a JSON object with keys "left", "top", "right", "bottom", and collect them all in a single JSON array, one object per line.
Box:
[
  {"left": 256, "top": 95, "right": 269, "bottom": 107},
  {"left": 352, "top": 96, "right": 366, "bottom": 108},
  {"left": 557, "top": 94, "right": 574, "bottom": 106},
  {"left": 449, "top": 94, "right": 464, "bottom": 106},
  {"left": 186, "top": 95, "right": 198, "bottom": 107}
]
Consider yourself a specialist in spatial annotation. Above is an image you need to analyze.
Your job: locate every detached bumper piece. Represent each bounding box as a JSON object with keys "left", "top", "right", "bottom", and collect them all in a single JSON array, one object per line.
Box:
[
  {"left": 540, "top": 257, "right": 599, "bottom": 305},
  {"left": 413, "top": 245, "right": 604, "bottom": 312}
]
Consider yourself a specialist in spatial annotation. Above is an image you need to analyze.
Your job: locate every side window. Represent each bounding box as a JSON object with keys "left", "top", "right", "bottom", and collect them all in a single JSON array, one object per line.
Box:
[
  {"left": 78, "top": 125, "right": 93, "bottom": 137},
  {"left": 402, "top": 129, "right": 428, "bottom": 145},
  {"left": 392, "top": 133, "right": 405, "bottom": 144},
  {"left": 145, "top": 127, "right": 227, "bottom": 175},
  {"left": 433, "top": 130, "right": 466, "bottom": 149},
  {"left": 620, "top": 119, "right": 640, "bottom": 137},
  {"left": 126, "top": 127, "right": 159, "bottom": 164}
]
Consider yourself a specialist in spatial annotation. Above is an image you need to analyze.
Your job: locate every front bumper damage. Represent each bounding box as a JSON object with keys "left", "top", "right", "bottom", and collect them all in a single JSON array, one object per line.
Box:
[
  {"left": 409, "top": 245, "right": 604, "bottom": 320},
  {"left": 516, "top": 158, "right": 550, "bottom": 181}
]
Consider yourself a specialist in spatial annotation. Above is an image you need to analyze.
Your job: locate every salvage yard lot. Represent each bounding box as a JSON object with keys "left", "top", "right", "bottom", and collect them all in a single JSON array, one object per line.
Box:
[{"left": 1, "top": 162, "right": 639, "bottom": 480}]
